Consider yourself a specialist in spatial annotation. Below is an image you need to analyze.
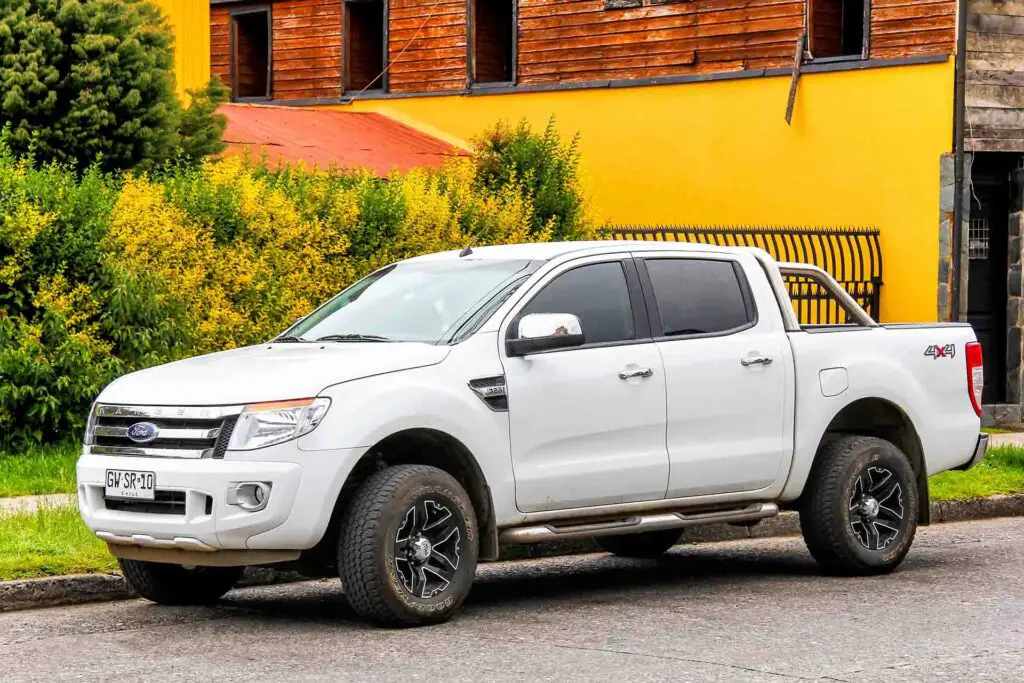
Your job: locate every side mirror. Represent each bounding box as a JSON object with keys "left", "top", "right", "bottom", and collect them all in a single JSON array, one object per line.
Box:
[{"left": 506, "top": 313, "right": 585, "bottom": 357}]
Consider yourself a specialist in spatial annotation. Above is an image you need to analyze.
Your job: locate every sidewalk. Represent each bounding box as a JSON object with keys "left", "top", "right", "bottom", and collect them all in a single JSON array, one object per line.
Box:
[
  {"left": 0, "top": 493, "right": 75, "bottom": 515},
  {"left": 990, "top": 432, "right": 1024, "bottom": 448}
]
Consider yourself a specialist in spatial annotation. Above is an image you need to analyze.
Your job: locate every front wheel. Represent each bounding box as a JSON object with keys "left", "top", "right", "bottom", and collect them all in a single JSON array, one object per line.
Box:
[
  {"left": 119, "top": 559, "right": 243, "bottom": 605},
  {"left": 800, "top": 435, "right": 918, "bottom": 575},
  {"left": 338, "top": 465, "right": 478, "bottom": 627}
]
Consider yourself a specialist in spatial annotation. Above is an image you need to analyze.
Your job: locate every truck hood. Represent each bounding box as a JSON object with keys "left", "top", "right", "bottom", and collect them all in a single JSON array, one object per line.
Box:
[{"left": 98, "top": 342, "right": 451, "bottom": 406}]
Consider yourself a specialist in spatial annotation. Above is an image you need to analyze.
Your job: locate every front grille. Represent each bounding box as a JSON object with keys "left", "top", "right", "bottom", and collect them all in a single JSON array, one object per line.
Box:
[
  {"left": 89, "top": 405, "right": 240, "bottom": 459},
  {"left": 104, "top": 490, "right": 188, "bottom": 515}
]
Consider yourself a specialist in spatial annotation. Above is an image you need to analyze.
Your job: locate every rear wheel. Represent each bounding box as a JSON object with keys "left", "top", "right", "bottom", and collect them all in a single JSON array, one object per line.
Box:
[
  {"left": 119, "top": 559, "right": 243, "bottom": 605},
  {"left": 338, "top": 464, "right": 478, "bottom": 627},
  {"left": 800, "top": 435, "right": 918, "bottom": 575},
  {"left": 596, "top": 529, "right": 682, "bottom": 558}
]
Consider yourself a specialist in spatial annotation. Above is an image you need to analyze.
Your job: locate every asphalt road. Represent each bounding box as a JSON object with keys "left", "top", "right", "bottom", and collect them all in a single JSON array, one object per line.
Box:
[{"left": 2, "top": 518, "right": 1023, "bottom": 682}]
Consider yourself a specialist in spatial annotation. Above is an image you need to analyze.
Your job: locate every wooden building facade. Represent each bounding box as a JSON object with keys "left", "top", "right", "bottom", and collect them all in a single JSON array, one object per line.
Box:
[{"left": 208, "top": 0, "right": 958, "bottom": 102}]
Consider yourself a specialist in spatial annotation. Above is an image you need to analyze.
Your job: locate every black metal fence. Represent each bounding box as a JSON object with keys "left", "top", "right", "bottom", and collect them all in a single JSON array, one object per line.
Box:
[{"left": 607, "top": 225, "right": 883, "bottom": 324}]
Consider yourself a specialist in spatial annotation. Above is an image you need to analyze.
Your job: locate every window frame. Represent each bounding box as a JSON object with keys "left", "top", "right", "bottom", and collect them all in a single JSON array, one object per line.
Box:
[
  {"left": 635, "top": 255, "right": 759, "bottom": 342},
  {"left": 466, "top": 0, "right": 517, "bottom": 89},
  {"left": 343, "top": 0, "right": 389, "bottom": 94},
  {"left": 503, "top": 257, "right": 652, "bottom": 355},
  {"left": 806, "top": 0, "right": 871, "bottom": 64},
  {"left": 229, "top": 4, "right": 273, "bottom": 102}
]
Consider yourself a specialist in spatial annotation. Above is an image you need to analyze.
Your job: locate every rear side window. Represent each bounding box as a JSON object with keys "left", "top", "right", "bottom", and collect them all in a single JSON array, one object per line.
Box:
[
  {"left": 645, "top": 258, "right": 754, "bottom": 337},
  {"left": 521, "top": 262, "right": 635, "bottom": 345}
]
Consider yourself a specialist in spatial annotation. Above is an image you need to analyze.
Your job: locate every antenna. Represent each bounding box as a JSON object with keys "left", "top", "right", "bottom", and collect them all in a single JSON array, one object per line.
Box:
[{"left": 459, "top": 245, "right": 473, "bottom": 257}]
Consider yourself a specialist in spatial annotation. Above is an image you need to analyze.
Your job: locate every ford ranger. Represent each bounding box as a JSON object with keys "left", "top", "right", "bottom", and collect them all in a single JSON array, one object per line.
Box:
[{"left": 77, "top": 241, "right": 988, "bottom": 626}]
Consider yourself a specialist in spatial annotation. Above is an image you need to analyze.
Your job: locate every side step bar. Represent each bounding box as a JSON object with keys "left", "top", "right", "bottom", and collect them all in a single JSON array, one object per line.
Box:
[{"left": 499, "top": 502, "right": 779, "bottom": 544}]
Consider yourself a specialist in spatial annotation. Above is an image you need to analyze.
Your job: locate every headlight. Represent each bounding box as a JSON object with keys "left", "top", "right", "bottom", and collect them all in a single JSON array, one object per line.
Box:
[
  {"left": 83, "top": 402, "right": 98, "bottom": 446},
  {"left": 227, "top": 397, "right": 331, "bottom": 451}
]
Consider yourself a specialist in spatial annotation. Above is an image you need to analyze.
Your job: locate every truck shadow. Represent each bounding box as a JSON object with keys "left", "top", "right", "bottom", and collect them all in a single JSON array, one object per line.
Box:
[{"left": 216, "top": 545, "right": 863, "bottom": 625}]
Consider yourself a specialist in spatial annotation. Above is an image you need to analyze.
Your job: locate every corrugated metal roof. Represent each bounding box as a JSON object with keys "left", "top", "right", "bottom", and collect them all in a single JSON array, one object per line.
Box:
[{"left": 219, "top": 104, "right": 467, "bottom": 174}]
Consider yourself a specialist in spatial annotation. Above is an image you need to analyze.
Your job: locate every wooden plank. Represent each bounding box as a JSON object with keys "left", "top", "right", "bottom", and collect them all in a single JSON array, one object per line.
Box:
[
  {"left": 968, "top": 12, "right": 1024, "bottom": 35},
  {"left": 968, "top": 52, "right": 1024, "bottom": 71},
  {"left": 966, "top": 83, "right": 1024, "bottom": 108},
  {"left": 968, "top": 0, "right": 1024, "bottom": 18}
]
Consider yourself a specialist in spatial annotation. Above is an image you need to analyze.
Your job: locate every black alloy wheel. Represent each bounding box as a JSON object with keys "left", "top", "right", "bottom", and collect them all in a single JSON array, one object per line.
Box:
[
  {"left": 847, "top": 465, "right": 905, "bottom": 552},
  {"left": 394, "top": 499, "right": 463, "bottom": 599},
  {"left": 800, "top": 435, "right": 918, "bottom": 575}
]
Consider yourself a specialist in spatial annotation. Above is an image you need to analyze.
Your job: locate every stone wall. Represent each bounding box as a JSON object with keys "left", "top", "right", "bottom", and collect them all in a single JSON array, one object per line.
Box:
[
  {"left": 938, "top": 153, "right": 973, "bottom": 322},
  {"left": 1007, "top": 167, "right": 1024, "bottom": 407}
]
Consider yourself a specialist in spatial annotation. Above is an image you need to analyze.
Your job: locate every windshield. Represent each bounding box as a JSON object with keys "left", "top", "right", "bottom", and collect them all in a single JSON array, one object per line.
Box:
[{"left": 285, "top": 259, "right": 536, "bottom": 344}]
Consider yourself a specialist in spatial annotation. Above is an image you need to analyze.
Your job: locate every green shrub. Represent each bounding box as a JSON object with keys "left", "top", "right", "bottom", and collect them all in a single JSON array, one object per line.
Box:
[
  {"left": 474, "top": 117, "right": 589, "bottom": 241},
  {"left": 0, "top": 0, "right": 226, "bottom": 172}
]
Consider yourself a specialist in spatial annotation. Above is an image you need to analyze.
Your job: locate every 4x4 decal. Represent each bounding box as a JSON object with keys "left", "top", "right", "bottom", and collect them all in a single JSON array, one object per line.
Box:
[{"left": 925, "top": 344, "right": 956, "bottom": 360}]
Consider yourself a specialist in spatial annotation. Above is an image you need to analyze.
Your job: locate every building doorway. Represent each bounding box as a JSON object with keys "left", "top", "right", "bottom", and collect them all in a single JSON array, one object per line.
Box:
[{"left": 968, "top": 153, "right": 1015, "bottom": 404}]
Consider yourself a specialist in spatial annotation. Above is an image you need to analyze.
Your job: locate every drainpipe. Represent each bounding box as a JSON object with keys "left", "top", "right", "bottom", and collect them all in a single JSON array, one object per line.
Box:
[{"left": 951, "top": 0, "right": 969, "bottom": 321}]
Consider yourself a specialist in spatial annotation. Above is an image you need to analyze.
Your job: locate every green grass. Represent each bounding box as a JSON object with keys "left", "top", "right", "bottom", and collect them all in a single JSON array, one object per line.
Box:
[
  {"left": 0, "top": 505, "right": 117, "bottom": 581},
  {"left": 0, "top": 441, "right": 80, "bottom": 498},
  {"left": 982, "top": 427, "right": 1013, "bottom": 435},
  {"left": 929, "top": 444, "right": 1024, "bottom": 501}
]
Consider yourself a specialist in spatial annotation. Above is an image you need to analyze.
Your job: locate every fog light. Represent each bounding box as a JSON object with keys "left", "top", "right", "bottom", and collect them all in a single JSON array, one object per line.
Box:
[{"left": 227, "top": 482, "right": 271, "bottom": 512}]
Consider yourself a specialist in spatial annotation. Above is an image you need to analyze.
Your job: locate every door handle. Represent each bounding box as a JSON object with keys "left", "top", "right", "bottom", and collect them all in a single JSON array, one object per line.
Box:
[
  {"left": 741, "top": 355, "right": 774, "bottom": 367},
  {"left": 618, "top": 367, "right": 654, "bottom": 380}
]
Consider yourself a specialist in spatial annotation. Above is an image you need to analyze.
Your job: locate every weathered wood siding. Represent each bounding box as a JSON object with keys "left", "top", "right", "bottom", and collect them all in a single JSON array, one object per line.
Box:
[
  {"left": 273, "top": 0, "right": 342, "bottom": 99},
  {"left": 211, "top": 0, "right": 342, "bottom": 101},
  {"left": 211, "top": 0, "right": 957, "bottom": 100},
  {"left": 870, "top": 0, "right": 957, "bottom": 60},
  {"left": 211, "top": 7, "right": 231, "bottom": 87},
  {"left": 388, "top": 0, "right": 467, "bottom": 93},
  {"left": 966, "top": 0, "right": 1024, "bottom": 152}
]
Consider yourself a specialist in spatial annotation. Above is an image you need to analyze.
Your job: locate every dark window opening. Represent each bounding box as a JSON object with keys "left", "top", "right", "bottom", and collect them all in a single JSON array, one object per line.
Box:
[
  {"left": 472, "top": 0, "right": 514, "bottom": 84},
  {"left": 232, "top": 9, "right": 271, "bottom": 99},
  {"left": 809, "top": 0, "right": 866, "bottom": 59},
  {"left": 644, "top": 259, "right": 754, "bottom": 337},
  {"left": 345, "top": 0, "right": 385, "bottom": 91},
  {"left": 522, "top": 262, "right": 635, "bottom": 345}
]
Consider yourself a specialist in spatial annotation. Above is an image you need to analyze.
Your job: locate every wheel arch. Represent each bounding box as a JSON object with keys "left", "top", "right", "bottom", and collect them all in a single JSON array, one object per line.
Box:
[
  {"left": 811, "top": 397, "right": 930, "bottom": 524},
  {"left": 320, "top": 428, "right": 499, "bottom": 563}
]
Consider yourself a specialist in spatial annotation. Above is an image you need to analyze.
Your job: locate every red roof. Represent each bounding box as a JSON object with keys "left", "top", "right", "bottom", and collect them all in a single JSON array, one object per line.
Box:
[{"left": 219, "top": 104, "right": 466, "bottom": 175}]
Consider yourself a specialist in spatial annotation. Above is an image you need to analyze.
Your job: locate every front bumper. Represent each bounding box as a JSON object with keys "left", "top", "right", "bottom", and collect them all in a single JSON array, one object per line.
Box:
[
  {"left": 955, "top": 433, "right": 989, "bottom": 471},
  {"left": 77, "top": 442, "right": 365, "bottom": 552}
]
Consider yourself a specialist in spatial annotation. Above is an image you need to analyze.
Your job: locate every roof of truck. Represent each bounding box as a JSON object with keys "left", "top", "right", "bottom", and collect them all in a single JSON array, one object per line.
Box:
[{"left": 411, "top": 241, "right": 755, "bottom": 262}]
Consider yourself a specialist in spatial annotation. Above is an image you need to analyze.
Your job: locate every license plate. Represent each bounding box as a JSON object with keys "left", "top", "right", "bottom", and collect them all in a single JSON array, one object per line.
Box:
[{"left": 105, "top": 469, "right": 156, "bottom": 500}]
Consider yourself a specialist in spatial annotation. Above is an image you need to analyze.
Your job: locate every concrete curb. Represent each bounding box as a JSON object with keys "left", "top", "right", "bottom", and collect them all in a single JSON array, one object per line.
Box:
[{"left": 3, "top": 494, "right": 1023, "bottom": 613}]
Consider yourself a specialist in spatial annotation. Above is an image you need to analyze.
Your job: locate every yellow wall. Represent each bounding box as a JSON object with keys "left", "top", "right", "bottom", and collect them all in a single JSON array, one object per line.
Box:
[
  {"left": 153, "top": 0, "right": 211, "bottom": 100},
  {"left": 342, "top": 60, "right": 955, "bottom": 323}
]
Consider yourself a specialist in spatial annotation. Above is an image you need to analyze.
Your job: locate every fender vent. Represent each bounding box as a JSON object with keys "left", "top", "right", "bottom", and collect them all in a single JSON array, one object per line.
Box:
[{"left": 468, "top": 376, "right": 507, "bottom": 411}]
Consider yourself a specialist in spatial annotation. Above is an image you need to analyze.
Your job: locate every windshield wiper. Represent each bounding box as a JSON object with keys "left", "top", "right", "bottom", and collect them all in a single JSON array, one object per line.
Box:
[
  {"left": 315, "top": 334, "right": 394, "bottom": 343},
  {"left": 271, "top": 335, "right": 307, "bottom": 343}
]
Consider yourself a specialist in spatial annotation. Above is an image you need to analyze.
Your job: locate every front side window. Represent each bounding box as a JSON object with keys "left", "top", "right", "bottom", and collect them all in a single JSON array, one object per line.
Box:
[
  {"left": 645, "top": 258, "right": 753, "bottom": 337},
  {"left": 521, "top": 262, "right": 635, "bottom": 345},
  {"left": 289, "top": 259, "right": 535, "bottom": 344}
]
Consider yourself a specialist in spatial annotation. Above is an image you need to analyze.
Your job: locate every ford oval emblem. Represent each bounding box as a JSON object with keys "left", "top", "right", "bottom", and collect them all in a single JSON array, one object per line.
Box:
[{"left": 127, "top": 422, "right": 159, "bottom": 443}]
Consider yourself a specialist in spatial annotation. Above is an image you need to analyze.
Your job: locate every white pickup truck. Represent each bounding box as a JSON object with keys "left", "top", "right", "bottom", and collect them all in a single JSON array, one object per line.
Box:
[{"left": 78, "top": 241, "right": 988, "bottom": 626}]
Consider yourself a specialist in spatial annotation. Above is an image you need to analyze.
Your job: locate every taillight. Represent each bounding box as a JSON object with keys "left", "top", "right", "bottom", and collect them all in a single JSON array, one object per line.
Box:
[{"left": 966, "top": 342, "right": 984, "bottom": 417}]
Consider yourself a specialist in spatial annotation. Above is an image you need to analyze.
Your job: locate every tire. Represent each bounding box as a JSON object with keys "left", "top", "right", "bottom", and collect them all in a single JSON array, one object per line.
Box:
[
  {"left": 119, "top": 559, "right": 243, "bottom": 605},
  {"left": 596, "top": 529, "right": 682, "bottom": 558},
  {"left": 800, "top": 435, "right": 919, "bottom": 575},
  {"left": 338, "top": 464, "right": 479, "bottom": 627}
]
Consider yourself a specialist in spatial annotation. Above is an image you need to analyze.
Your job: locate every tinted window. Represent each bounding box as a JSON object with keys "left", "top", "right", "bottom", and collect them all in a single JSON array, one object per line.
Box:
[
  {"left": 522, "top": 262, "right": 635, "bottom": 344},
  {"left": 645, "top": 259, "right": 752, "bottom": 336}
]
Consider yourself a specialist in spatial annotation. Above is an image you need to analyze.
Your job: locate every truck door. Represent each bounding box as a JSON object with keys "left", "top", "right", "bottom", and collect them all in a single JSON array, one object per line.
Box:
[
  {"left": 501, "top": 256, "right": 670, "bottom": 513},
  {"left": 634, "top": 252, "right": 793, "bottom": 498}
]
